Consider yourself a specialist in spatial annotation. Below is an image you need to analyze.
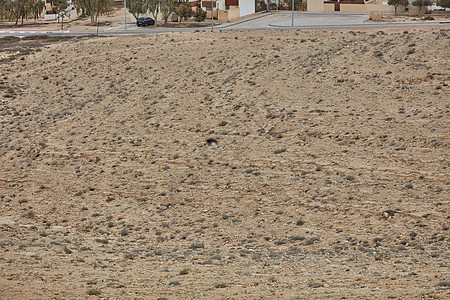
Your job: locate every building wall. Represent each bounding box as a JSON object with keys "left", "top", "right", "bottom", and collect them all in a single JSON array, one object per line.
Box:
[
  {"left": 324, "top": 3, "right": 334, "bottom": 12},
  {"left": 240, "top": 0, "right": 255, "bottom": 16},
  {"left": 308, "top": 0, "right": 406, "bottom": 13},
  {"left": 216, "top": 0, "right": 225, "bottom": 10},
  {"left": 202, "top": 0, "right": 250, "bottom": 20},
  {"left": 205, "top": 10, "right": 217, "bottom": 19},
  {"left": 340, "top": 4, "right": 367, "bottom": 13},
  {"left": 366, "top": 3, "right": 400, "bottom": 13},
  {"left": 218, "top": 6, "right": 241, "bottom": 21},
  {"left": 408, "top": 8, "right": 426, "bottom": 14},
  {"left": 307, "top": 0, "right": 324, "bottom": 12}
]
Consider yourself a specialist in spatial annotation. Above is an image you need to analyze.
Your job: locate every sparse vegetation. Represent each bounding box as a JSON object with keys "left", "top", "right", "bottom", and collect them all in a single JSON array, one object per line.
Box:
[
  {"left": 0, "top": 0, "right": 44, "bottom": 26},
  {"left": 74, "top": 0, "right": 113, "bottom": 24},
  {"left": 411, "top": 0, "right": 432, "bottom": 14},
  {"left": 194, "top": 7, "right": 207, "bottom": 22},
  {"left": 437, "top": 0, "right": 450, "bottom": 8},
  {"left": 175, "top": 1, "right": 193, "bottom": 23},
  {"left": 387, "top": 0, "right": 408, "bottom": 15}
]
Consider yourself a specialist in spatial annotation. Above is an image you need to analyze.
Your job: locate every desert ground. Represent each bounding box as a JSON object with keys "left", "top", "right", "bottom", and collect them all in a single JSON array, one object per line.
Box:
[{"left": 0, "top": 27, "right": 449, "bottom": 299}]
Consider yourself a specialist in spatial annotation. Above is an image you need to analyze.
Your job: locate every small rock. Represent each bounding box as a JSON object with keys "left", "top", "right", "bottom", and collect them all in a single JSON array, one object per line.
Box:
[
  {"left": 383, "top": 210, "right": 396, "bottom": 218},
  {"left": 436, "top": 281, "right": 450, "bottom": 289},
  {"left": 308, "top": 282, "right": 324, "bottom": 288},
  {"left": 190, "top": 242, "right": 204, "bottom": 250},
  {"left": 206, "top": 138, "right": 218, "bottom": 147},
  {"left": 273, "top": 147, "right": 287, "bottom": 154},
  {"left": 304, "top": 237, "right": 320, "bottom": 245},
  {"left": 290, "top": 235, "right": 305, "bottom": 241},
  {"left": 296, "top": 219, "right": 305, "bottom": 226}
]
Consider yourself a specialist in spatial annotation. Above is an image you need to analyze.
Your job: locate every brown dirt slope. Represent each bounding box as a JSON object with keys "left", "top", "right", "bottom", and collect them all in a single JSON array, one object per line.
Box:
[{"left": 0, "top": 29, "right": 449, "bottom": 299}]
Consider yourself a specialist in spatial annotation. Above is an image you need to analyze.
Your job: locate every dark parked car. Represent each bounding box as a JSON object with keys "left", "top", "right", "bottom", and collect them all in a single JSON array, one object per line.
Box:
[{"left": 136, "top": 17, "right": 155, "bottom": 27}]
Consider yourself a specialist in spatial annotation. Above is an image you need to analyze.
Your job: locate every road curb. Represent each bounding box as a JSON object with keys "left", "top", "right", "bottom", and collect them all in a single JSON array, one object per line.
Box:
[
  {"left": 0, "top": 30, "right": 70, "bottom": 34},
  {"left": 268, "top": 21, "right": 450, "bottom": 28},
  {"left": 216, "top": 13, "right": 272, "bottom": 29}
]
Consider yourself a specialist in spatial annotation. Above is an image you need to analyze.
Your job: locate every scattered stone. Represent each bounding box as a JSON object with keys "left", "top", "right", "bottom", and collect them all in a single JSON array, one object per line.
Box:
[
  {"left": 345, "top": 175, "right": 355, "bottom": 181},
  {"left": 179, "top": 268, "right": 190, "bottom": 275},
  {"left": 296, "top": 219, "right": 305, "bottom": 226},
  {"left": 273, "top": 147, "right": 287, "bottom": 154},
  {"left": 189, "top": 242, "right": 204, "bottom": 250},
  {"left": 206, "top": 138, "right": 218, "bottom": 147},
  {"left": 304, "top": 237, "right": 320, "bottom": 245},
  {"left": 308, "top": 282, "right": 324, "bottom": 288},
  {"left": 290, "top": 235, "right": 305, "bottom": 241},
  {"left": 435, "top": 281, "right": 450, "bottom": 289},
  {"left": 86, "top": 289, "right": 101, "bottom": 295},
  {"left": 383, "top": 210, "right": 396, "bottom": 218}
]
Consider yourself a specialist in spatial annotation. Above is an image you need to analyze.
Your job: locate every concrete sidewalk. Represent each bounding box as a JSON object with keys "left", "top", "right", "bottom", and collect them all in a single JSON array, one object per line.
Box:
[{"left": 216, "top": 12, "right": 370, "bottom": 30}]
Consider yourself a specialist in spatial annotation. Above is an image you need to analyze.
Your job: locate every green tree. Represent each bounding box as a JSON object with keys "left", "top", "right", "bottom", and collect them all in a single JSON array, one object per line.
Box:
[
  {"left": 0, "top": 0, "right": 6, "bottom": 19},
  {"left": 174, "top": 1, "right": 192, "bottom": 23},
  {"left": 411, "top": 0, "right": 432, "bottom": 14},
  {"left": 126, "top": 0, "right": 146, "bottom": 19},
  {"left": 193, "top": 6, "right": 206, "bottom": 22},
  {"left": 4, "top": 0, "right": 45, "bottom": 26},
  {"left": 160, "top": 0, "right": 176, "bottom": 24},
  {"left": 75, "top": 0, "right": 113, "bottom": 24},
  {"left": 145, "top": 0, "right": 160, "bottom": 26},
  {"left": 436, "top": 0, "right": 450, "bottom": 8},
  {"left": 33, "top": 0, "right": 45, "bottom": 19},
  {"left": 53, "top": 0, "right": 70, "bottom": 29},
  {"left": 388, "top": 0, "right": 408, "bottom": 15},
  {"left": 285, "top": 0, "right": 302, "bottom": 11}
]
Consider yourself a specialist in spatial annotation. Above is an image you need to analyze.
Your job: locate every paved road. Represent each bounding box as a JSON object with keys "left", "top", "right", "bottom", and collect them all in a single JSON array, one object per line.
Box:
[{"left": 1, "top": 12, "right": 449, "bottom": 37}]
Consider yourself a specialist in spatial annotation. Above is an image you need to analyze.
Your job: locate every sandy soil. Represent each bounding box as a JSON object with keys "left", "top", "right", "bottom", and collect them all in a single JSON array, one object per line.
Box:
[
  {"left": 365, "top": 13, "right": 450, "bottom": 23},
  {"left": 0, "top": 28, "right": 449, "bottom": 299}
]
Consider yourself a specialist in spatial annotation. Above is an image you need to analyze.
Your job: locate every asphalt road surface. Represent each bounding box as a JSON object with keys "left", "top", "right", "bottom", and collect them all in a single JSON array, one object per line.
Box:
[{"left": 1, "top": 12, "right": 449, "bottom": 37}]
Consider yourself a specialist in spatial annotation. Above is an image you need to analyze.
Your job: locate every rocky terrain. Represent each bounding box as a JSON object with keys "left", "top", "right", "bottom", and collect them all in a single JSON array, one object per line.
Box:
[{"left": 0, "top": 28, "right": 449, "bottom": 299}]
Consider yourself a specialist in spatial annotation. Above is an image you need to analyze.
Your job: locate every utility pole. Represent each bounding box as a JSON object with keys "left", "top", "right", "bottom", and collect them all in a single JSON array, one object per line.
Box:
[
  {"left": 211, "top": 0, "right": 214, "bottom": 32},
  {"left": 291, "top": 0, "right": 294, "bottom": 27},
  {"left": 124, "top": 0, "right": 127, "bottom": 30},
  {"left": 267, "top": 0, "right": 269, "bottom": 11}
]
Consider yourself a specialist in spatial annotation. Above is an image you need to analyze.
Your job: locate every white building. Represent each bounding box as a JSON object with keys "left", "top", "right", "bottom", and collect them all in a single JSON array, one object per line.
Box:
[{"left": 199, "top": 0, "right": 255, "bottom": 21}]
